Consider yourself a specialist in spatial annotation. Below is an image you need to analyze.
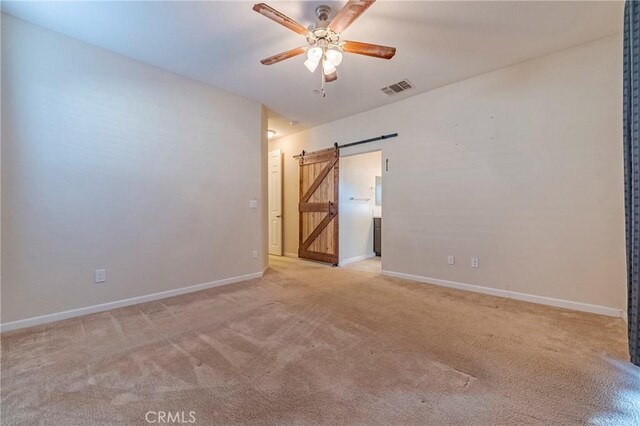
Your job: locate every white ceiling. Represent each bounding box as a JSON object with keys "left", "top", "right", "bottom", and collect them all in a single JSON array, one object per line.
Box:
[{"left": 2, "top": 1, "right": 624, "bottom": 139}]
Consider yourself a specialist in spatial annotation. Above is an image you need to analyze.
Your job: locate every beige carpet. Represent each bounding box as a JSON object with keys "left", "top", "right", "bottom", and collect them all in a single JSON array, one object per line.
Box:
[{"left": 2, "top": 256, "right": 639, "bottom": 425}]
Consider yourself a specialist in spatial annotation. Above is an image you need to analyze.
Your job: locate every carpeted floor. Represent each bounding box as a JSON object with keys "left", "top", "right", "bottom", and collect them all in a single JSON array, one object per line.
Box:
[{"left": 2, "top": 256, "right": 639, "bottom": 425}]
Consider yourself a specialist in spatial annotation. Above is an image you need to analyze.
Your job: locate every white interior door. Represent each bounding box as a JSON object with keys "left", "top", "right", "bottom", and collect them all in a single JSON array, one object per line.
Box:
[{"left": 268, "top": 149, "right": 283, "bottom": 255}]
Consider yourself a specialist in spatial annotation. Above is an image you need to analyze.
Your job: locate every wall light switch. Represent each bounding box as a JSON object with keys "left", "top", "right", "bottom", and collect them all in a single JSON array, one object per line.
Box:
[
  {"left": 252, "top": 249, "right": 258, "bottom": 259},
  {"left": 471, "top": 257, "right": 479, "bottom": 268},
  {"left": 249, "top": 199, "right": 258, "bottom": 209},
  {"left": 448, "top": 256, "right": 455, "bottom": 265},
  {"left": 95, "top": 269, "right": 106, "bottom": 283}
]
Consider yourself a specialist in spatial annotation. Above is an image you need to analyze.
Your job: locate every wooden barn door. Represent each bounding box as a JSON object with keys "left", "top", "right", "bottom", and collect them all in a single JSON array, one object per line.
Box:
[{"left": 298, "top": 147, "right": 339, "bottom": 265}]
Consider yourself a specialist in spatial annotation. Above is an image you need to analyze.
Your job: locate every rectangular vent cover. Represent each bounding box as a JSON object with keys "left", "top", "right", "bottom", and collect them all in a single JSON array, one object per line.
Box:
[{"left": 381, "top": 79, "right": 413, "bottom": 95}]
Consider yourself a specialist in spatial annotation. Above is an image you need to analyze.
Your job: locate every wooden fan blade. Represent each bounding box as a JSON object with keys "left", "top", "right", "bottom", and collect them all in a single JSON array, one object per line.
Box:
[
  {"left": 329, "top": 0, "right": 375, "bottom": 33},
  {"left": 342, "top": 40, "right": 396, "bottom": 59},
  {"left": 260, "top": 47, "right": 306, "bottom": 65},
  {"left": 325, "top": 71, "right": 337, "bottom": 83},
  {"left": 253, "top": 3, "right": 308, "bottom": 35}
]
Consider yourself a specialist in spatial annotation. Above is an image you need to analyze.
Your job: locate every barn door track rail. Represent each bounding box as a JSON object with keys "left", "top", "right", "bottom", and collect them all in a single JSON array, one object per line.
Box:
[
  {"left": 334, "top": 133, "right": 398, "bottom": 149},
  {"left": 293, "top": 133, "right": 398, "bottom": 159}
]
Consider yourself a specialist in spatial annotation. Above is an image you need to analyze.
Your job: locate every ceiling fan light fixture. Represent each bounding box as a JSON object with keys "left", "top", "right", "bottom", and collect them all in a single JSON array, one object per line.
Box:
[
  {"left": 322, "top": 59, "right": 337, "bottom": 76},
  {"left": 267, "top": 129, "right": 277, "bottom": 139},
  {"left": 254, "top": 2, "right": 397, "bottom": 95},
  {"left": 304, "top": 58, "right": 320, "bottom": 73},
  {"left": 326, "top": 48, "right": 343, "bottom": 67},
  {"left": 307, "top": 46, "right": 323, "bottom": 62}
]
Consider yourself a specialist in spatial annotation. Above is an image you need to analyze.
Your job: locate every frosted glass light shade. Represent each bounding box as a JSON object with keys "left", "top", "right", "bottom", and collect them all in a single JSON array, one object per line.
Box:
[
  {"left": 307, "top": 46, "right": 323, "bottom": 62},
  {"left": 304, "top": 58, "right": 320, "bottom": 72},
  {"left": 326, "top": 48, "right": 343, "bottom": 67},
  {"left": 322, "top": 59, "right": 336, "bottom": 75}
]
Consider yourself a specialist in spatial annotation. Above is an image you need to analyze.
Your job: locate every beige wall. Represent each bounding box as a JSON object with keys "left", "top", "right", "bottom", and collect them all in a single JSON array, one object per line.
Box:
[
  {"left": 1, "top": 15, "right": 267, "bottom": 324},
  {"left": 269, "top": 35, "right": 626, "bottom": 313},
  {"left": 339, "top": 151, "right": 381, "bottom": 263}
]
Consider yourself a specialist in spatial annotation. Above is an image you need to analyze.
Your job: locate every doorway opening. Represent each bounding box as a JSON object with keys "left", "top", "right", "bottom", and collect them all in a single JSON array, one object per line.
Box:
[{"left": 338, "top": 150, "right": 382, "bottom": 273}]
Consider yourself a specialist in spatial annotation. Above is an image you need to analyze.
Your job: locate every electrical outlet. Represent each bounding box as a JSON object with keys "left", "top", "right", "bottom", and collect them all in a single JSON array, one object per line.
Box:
[
  {"left": 471, "top": 257, "right": 479, "bottom": 268},
  {"left": 252, "top": 249, "right": 258, "bottom": 259},
  {"left": 448, "top": 256, "right": 455, "bottom": 265},
  {"left": 95, "top": 269, "right": 106, "bottom": 283}
]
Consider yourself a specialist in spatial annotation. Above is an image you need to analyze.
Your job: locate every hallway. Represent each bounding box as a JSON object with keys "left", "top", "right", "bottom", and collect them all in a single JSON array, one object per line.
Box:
[{"left": 342, "top": 256, "right": 381, "bottom": 273}]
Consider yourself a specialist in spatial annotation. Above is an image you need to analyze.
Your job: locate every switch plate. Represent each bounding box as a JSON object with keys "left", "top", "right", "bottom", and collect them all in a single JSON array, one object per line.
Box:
[
  {"left": 95, "top": 269, "right": 106, "bottom": 283},
  {"left": 252, "top": 249, "right": 258, "bottom": 259},
  {"left": 249, "top": 199, "right": 258, "bottom": 209},
  {"left": 448, "top": 256, "right": 455, "bottom": 265},
  {"left": 471, "top": 257, "right": 479, "bottom": 268}
]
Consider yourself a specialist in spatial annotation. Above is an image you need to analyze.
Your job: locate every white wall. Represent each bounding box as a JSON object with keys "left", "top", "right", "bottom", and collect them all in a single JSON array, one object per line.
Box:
[
  {"left": 1, "top": 15, "right": 267, "bottom": 325},
  {"left": 269, "top": 34, "right": 626, "bottom": 314},
  {"left": 339, "top": 151, "right": 381, "bottom": 264}
]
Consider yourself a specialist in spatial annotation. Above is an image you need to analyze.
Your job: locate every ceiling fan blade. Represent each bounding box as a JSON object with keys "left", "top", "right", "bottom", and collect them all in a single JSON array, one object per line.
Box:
[
  {"left": 253, "top": 3, "right": 309, "bottom": 35},
  {"left": 342, "top": 40, "right": 396, "bottom": 59},
  {"left": 329, "top": 0, "right": 375, "bottom": 33},
  {"left": 325, "top": 71, "right": 338, "bottom": 83},
  {"left": 260, "top": 47, "right": 306, "bottom": 65}
]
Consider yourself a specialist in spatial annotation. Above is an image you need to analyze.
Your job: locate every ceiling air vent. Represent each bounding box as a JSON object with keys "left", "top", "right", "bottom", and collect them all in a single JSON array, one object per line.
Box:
[{"left": 381, "top": 79, "right": 413, "bottom": 96}]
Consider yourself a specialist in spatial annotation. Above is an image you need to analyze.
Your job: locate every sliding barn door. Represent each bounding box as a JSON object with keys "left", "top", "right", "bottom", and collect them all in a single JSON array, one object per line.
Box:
[{"left": 298, "top": 147, "right": 339, "bottom": 265}]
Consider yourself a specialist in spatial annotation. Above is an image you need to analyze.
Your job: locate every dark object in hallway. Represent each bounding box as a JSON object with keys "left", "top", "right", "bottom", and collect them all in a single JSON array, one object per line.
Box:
[{"left": 374, "top": 217, "right": 382, "bottom": 256}]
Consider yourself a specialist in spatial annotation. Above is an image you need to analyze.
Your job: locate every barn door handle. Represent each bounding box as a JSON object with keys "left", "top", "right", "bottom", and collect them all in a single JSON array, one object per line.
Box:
[{"left": 276, "top": 215, "right": 281, "bottom": 218}]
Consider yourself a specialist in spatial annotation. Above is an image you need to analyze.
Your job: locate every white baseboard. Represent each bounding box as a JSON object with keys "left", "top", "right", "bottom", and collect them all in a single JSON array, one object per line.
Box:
[
  {"left": 339, "top": 252, "right": 377, "bottom": 266},
  {"left": 283, "top": 252, "right": 298, "bottom": 258},
  {"left": 0, "top": 270, "right": 266, "bottom": 333},
  {"left": 380, "top": 270, "right": 624, "bottom": 318}
]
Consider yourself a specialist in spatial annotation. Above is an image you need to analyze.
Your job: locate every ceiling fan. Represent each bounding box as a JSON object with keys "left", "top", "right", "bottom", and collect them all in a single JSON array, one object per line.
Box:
[{"left": 253, "top": 0, "right": 396, "bottom": 96}]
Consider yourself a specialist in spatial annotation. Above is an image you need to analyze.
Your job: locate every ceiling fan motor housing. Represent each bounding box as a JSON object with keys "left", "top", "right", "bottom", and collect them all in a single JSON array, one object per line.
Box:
[
  {"left": 308, "top": 6, "right": 340, "bottom": 51},
  {"left": 315, "top": 5, "right": 332, "bottom": 23}
]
